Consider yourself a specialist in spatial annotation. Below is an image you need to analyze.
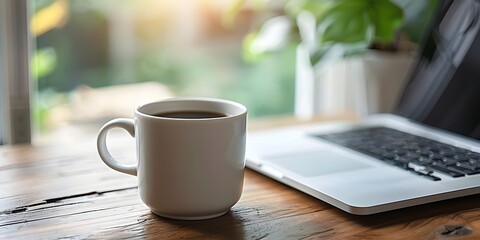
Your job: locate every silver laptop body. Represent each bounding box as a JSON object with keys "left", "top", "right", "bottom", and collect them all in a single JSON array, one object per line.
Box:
[{"left": 246, "top": 0, "right": 480, "bottom": 215}]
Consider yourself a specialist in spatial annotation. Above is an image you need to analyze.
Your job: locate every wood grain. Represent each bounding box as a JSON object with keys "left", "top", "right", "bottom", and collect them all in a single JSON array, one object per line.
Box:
[{"left": 1, "top": 123, "right": 480, "bottom": 239}]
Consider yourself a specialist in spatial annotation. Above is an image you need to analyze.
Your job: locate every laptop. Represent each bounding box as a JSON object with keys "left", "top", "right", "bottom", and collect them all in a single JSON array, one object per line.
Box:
[{"left": 246, "top": 0, "right": 480, "bottom": 215}]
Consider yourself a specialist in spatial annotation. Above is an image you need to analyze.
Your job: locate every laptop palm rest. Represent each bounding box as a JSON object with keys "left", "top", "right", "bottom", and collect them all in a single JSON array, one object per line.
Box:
[{"left": 265, "top": 151, "right": 373, "bottom": 177}]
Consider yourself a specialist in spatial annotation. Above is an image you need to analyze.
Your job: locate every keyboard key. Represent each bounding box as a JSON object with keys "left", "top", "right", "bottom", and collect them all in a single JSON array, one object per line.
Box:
[
  {"left": 456, "top": 163, "right": 479, "bottom": 171},
  {"left": 428, "top": 164, "right": 465, "bottom": 177},
  {"left": 411, "top": 170, "right": 442, "bottom": 181},
  {"left": 454, "top": 154, "right": 468, "bottom": 161},
  {"left": 441, "top": 157, "right": 458, "bottom": 166}
]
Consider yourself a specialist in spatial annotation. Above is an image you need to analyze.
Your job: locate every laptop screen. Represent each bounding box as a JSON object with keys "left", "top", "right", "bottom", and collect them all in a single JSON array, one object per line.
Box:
[{"left": 396, "top": 0, "right": 480, "bottom": 140}]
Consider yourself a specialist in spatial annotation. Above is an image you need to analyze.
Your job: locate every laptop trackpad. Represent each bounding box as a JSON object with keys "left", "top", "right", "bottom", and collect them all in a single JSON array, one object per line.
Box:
[{"left": 268, "top": 151, "right": 373, "bottom": 177}]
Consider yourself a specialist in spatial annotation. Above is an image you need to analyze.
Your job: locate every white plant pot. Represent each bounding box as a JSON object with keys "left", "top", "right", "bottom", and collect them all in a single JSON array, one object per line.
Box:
[{"left": 295, "top": 44, "right": 415, "bottom": 119}]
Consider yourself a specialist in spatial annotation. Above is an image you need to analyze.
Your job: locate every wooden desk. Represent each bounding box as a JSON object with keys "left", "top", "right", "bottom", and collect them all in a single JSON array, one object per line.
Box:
[{"left": 1, "top": 118, "right": 480, "bottom": 239}]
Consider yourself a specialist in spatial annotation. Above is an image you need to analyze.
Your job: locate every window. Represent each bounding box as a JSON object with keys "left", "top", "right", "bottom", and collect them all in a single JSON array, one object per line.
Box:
[{"left": 31, "top": 0, "right": 296, "bottom": 142}]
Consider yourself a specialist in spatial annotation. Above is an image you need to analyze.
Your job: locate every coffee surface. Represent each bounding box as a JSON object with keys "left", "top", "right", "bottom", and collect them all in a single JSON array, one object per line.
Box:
[{"left": 153, "top": 111, "right": 227, "bottom": 119}]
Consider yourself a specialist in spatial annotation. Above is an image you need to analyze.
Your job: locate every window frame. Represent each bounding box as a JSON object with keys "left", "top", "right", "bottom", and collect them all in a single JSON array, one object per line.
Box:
[{"left": 0, "top": 0, "right": 32, "bottom": 144}]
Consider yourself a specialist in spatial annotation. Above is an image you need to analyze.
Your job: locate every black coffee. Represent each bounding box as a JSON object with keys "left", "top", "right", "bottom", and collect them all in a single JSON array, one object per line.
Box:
[{"left": 153, "top": 111, "right": 228, "bottom": 119}]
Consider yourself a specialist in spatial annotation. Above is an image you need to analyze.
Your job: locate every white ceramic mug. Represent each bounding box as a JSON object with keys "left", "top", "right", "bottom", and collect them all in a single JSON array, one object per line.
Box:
[{"left": 96, "top": 97, "right": 247, "bottom": 220}]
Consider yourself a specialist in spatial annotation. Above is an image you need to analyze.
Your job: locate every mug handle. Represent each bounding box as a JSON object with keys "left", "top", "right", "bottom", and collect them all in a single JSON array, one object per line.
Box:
[{"left": 96, "top": 118, "right": 137, "bottom": 176}]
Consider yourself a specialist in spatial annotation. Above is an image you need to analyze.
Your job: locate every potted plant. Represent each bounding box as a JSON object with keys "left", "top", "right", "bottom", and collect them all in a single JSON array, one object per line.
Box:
[{"left": 228, "top": 0, "right": 439, "bottom": 118}]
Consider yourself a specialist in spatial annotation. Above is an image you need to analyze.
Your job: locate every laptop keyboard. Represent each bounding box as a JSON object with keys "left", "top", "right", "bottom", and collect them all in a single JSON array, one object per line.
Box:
[{"left": 315, "top": 127, "right": 480, "bottom": 181}]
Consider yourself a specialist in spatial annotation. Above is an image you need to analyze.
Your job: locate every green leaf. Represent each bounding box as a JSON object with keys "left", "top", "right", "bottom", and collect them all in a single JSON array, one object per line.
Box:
[
  {"left": 316, "top": 0, "right": 403, "bottom": 44},
  {"left": 243, "top": 32, "right": 266, "bottom": 62},
  {"left": 369, "top": 0, "right": 404, "bottom": 43},
  {"left": 399, "top": 0, "right": 440, "bottom": 43},
  {"left": 242, "top": 16, "right": 293, "bottom": 62},
  {"left": 32, "top": 47, "right": 57, "bottom": 79}
]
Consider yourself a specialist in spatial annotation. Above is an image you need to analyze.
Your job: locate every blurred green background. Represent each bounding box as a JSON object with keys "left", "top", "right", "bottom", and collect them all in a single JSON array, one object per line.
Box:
[{"left": 32, "top": 0, "right": 295, "bottom": 130}]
